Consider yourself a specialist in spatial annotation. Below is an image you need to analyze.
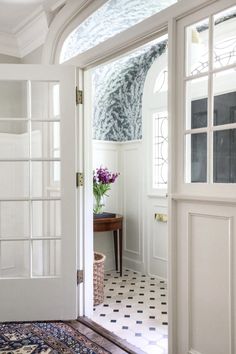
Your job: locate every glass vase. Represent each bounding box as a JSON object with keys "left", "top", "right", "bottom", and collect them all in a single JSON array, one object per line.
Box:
[{"left": 93, "top": 194, "right": 104, "bottom": 214}]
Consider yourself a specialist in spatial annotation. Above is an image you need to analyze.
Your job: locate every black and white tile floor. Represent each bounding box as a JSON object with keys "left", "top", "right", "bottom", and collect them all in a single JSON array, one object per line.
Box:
[{"left": 92, "top": 269, "right": 168, "bottom": 354}]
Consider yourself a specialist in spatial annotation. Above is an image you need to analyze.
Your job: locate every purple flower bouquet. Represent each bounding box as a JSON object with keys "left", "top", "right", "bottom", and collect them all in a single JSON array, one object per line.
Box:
[{"left": 93, "top": 167, "right": 119, "bottom": 214}]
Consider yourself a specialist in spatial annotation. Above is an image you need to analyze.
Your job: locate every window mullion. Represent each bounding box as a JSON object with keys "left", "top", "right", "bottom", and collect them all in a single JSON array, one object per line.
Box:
[{"left": 208, "top": 15, "right": 214, "bottom": 184}]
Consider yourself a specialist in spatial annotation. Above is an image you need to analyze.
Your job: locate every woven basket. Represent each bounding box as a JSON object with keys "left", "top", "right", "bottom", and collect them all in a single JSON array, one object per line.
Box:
[{"left": 93, "top": 252, "right": 106, "bottom": 306}]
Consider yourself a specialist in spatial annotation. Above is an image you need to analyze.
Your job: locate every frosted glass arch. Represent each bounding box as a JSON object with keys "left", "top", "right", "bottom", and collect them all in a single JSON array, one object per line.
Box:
[{"left": 60, "top": 0, "right": 177, "bottom": 63}]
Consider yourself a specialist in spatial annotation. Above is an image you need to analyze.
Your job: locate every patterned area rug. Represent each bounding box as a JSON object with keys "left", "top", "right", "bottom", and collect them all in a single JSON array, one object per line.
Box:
[{"left": 0, "top": 322, "right": 111, "bottom": 354}]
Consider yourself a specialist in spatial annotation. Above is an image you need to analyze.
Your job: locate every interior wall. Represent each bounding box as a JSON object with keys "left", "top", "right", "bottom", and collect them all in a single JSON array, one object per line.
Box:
[
  {"left": 21, "top": 46, "right": 43, "bottom": 64},
  {"left": 0, "top": 54, "right": 20, "bottom": 64}
]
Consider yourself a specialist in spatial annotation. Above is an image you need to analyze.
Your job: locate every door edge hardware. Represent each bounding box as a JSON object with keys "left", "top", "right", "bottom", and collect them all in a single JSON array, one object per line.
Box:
[
  {"left": 77, "top": 269, "right": 84, "bottom": 284},
  {"left": 76, "top": 172, "right": 84, "bottom": 187},
  {"left": 76, "top": 88, "right": 83, "bottom": 105}
]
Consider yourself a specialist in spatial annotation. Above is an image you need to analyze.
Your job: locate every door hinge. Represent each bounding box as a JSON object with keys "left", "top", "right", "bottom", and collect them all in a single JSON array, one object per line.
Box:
[
  {"left": 76, "top": 172, "right": 84, "bottom": 187},
  {"left": 77, "top": 269, "right": 84, "bottom": 284},
  {"left": 76, "top": 87, "right": 83, "bottom": 105}
]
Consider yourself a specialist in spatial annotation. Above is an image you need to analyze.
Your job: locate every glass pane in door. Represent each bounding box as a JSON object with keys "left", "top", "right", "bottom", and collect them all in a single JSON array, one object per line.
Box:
[
  {"left": 213, "top": 129, "right": 236, "bottom": 183},
  {"left": 32, "top": 240, "right": 61, "bottom": 276},
  {"left": 31, "top": 82, "right": 60, "bottom": 120},
  {"left": 213, "top": 69, "right": 236, "bottom": 126},
  {"left": 0, "top": 201, "right": 29, "bottom": 238},
  {"left": 0, "top": 241, "right": 30, "bottom": 277},
  {"left": 0, "top": 81, "right": 27, "bottom": 118},
  {"left": 31, "top": 122, "right": 60, "bottom": 159},
  {"left": 186, "top": 133, "right": 207, "bottom": 183},
  {"left": 32, "top": 200, "right": 61, "bottom": 238},
  {"left": 0, "top": 79, "right": 61, "bottom": 279},
  {"left": 185, "top": 19, "right": 209, "bottom": 76},
  {"left": 186, "top": 77, "right": 208, "bottom": 129},
  {"left": 214, "top": 6, "right": 236, "bottom": 69}
]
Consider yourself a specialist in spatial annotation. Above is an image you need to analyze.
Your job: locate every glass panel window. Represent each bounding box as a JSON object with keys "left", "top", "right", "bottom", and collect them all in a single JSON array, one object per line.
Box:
[
  {"left": 0, "top": 162, "right": 29, "bottom": 198},
  {"left": 213, "top": 69, "right": 236, "bottom": 126},
  {"left": 153, "top": 111, "right": 168, "bottom": 188},
  {"left": 0, "top": 202, "right": 29, "bottom": 239},
  {"left": 214, "top": 129, "right": 236, "bottom": 183},
  {"left": 60, "top": 0, "right": 177, "bottom": 62},
  {"left": 0, "top": 80, "right": 62, "bottom": 280},
  {"left": 214, "top": 6, "right": 236, "bottom": 69},
  {"left": 31, "top": 121, "right": 60, "bottom": 159},
  {"left": 186, "top": 77, "right": 208, "bottom": 129},
  {"left": 32, "top": 240, "right": 61, "bottom": 277},
  {"left": 31, "top": 161, "right": 60, "bottom": 198},
  {"left": 0, "top": 241, "right": 30, "bottom": 278},
  {"left": 32, "top": 200, "right": 61, "bottom": 238},
  {"left": 185, "top": 19, "right": 209, "bottom": 76},
  {"left": 184, "top": 6, "right": 236, "bottom": 185},
  {"left": 0, "top": 121, "right": 29, "bottom": 159},
  {"left": 0, "top": 81, "right": 27, "bottom": 118},
  {"left": 31, "top": 82, "right": 60, "bottom": 120},
  {"left": 186, "top": 133, "right": 207, "bottom": 183}
]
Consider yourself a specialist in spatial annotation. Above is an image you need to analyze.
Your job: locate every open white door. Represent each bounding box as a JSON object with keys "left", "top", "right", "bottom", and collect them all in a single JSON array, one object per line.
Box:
[
  {"left": 0, "top": 64, "right": 77, "bottom": 321},
  {"left": 171, "top": 1, "right": 236, "bottom": 353}
]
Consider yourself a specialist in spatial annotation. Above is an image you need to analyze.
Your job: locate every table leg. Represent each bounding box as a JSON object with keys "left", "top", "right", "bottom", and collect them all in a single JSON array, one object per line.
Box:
[
  {"left": 119, "top": 228, "right": 123, "bottom": 276},
  {"left": 113, "top": 230, "right": 118, "bottom": 271}
]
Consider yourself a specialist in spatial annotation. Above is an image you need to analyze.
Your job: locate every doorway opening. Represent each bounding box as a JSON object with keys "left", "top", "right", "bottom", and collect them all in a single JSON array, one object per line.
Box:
[{"left": 90, "top": 35, "right": 168, "bottom": 354}]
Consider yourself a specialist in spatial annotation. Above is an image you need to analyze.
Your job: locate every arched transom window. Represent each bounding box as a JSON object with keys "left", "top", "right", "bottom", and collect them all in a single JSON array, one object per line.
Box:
[{"left": 60, "top": 0, "right": 177, "bottom": 63}]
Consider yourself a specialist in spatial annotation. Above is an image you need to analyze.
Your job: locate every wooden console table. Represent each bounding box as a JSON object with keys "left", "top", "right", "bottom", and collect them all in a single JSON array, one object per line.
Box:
[{"left": 93, "top": 214, "right": 123, "bottom": 276}]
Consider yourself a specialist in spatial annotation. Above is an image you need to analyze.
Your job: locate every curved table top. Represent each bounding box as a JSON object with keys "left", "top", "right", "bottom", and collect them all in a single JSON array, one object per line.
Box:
[{"left": 93, "top": 214, "right": 123, "bottom": 232}]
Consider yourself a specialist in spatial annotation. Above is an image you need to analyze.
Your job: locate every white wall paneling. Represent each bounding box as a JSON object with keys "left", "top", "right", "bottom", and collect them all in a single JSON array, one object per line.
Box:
[
  {"left": 147, "top": 200, "right": 168, "bottom": 279},
  {"left": 121, "top": 141, "right": 144, "bottom": 272},
  {"left": 176, "top": 200, "right": 235, "bottom": 354}
]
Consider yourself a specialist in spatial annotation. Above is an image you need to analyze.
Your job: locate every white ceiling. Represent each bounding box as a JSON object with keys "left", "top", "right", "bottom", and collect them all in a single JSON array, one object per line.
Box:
[{"left": 0, "top": 0, "right": 62, "bottom": 33}]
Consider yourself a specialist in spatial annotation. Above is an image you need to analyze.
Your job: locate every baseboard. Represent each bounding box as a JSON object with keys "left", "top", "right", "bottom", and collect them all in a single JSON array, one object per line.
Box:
[{"left": 123, "top": 257, "right": 145, "bottom": 273}]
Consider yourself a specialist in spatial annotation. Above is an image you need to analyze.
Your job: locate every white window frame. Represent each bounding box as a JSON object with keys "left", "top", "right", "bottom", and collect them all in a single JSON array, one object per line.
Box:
[
  {"left": 184, "top": 7, "right": 236, "bottom": 185},
  {"left": 176, "top": 0, "right": 236, "bottom": 198}
]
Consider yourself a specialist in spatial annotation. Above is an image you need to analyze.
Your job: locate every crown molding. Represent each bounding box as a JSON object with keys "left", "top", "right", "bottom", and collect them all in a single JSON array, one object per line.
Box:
[
  {"left": 0, "top": 32, "right": 19, "bottom": 58},
  {"left": 13, "top": 6, "right": 49, "bottom": 58}
]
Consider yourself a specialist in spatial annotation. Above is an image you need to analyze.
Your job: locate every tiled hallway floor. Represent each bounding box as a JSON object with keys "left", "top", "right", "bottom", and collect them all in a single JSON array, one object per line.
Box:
[{"left": 92, "top": 269, "right": 168, "bottom": 354}]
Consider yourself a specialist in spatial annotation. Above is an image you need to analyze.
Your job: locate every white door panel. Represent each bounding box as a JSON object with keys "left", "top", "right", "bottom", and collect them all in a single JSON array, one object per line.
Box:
[
  {"left": 172, "top": 1, "right": 236, "bottom": 353},
  {"left": 175, "top": 201, "right": 234, "bottom": 354},
  {"left": 0, "top": 65, "right": 77, "bottom": 321}
]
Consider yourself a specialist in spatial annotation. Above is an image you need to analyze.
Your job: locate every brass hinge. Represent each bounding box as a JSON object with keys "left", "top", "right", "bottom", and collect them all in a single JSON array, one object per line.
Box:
[
  {"left": 76, "top": 87, "right": 83, "bottom": 105},
  {"left": 77, "top": 269, "right": 84, "bottom": 284},
  {"left": 76, "top": 172, "right": 84, "bottom": 187}
]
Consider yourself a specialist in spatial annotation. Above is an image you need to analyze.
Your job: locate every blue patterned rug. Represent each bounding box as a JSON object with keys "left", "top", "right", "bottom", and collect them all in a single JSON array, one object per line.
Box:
[{"left": 0, "top": 322, "right": 110, "bottom": 353}]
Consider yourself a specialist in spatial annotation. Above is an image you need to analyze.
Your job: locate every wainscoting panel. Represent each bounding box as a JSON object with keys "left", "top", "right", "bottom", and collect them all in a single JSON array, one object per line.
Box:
[
  {"left": 148, "top": 202, "right": 168, "bottom": 279},
  {"left": 176, "top": 201, "right": 235, "bottom": 354},
  {"left": 121, "top": 142, "right": 144, "bottom": 272},
  {"left": 93, "top": 141, "right": 120, "bottom": 271},
  {"left": 189, "top": 213, "right": 231, "bottom": 354}
]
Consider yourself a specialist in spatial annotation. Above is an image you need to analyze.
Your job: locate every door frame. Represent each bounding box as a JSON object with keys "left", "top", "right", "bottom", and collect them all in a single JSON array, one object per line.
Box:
[{"left": 41, "top": 0, "right": 221, "bottom": 351}]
